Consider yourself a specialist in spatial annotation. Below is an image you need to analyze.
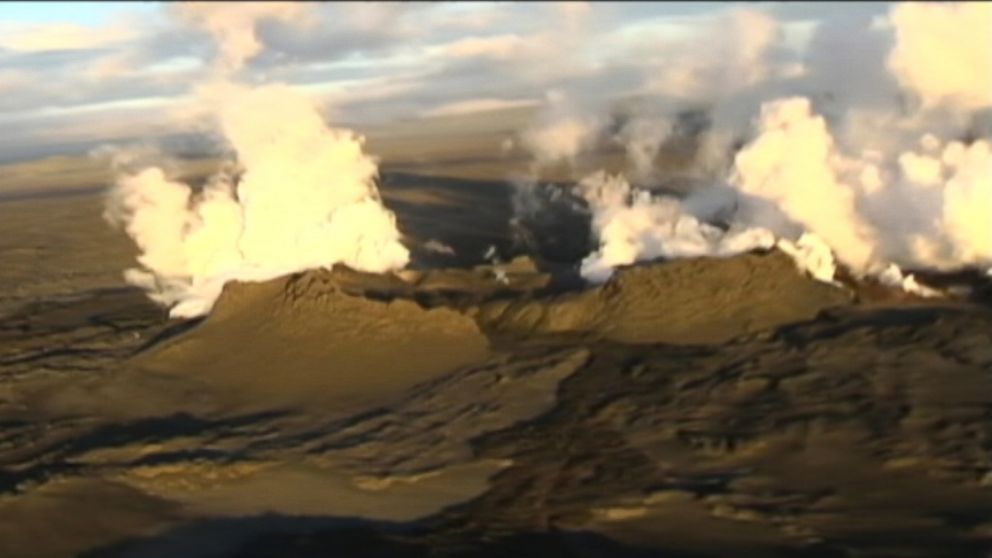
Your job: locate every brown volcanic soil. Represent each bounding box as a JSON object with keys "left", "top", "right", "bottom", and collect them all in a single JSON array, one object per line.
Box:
[
  {"left": 1, "top": 172, "right": 991, "bottom": 558},
  {"left": 475, "top": 250, "right": 853, "bottom": 345},
  {"left": 2, "top": 253, "right": 991, "bottom": 558},
  {"left": 132, "top": 269, "right": 491, "bottom": 414}
]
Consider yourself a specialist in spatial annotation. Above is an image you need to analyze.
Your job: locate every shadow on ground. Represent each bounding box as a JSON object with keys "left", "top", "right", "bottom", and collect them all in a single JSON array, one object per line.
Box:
[{"left": 80, "top": 514, "right": 701, "bottom": 558}]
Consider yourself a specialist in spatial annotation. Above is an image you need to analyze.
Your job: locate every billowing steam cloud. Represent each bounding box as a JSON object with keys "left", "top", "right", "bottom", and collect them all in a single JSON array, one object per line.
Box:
[
  {"left": 729, "top": 97, "right": 875, "bottom": 273},
  {"left": 172, "top": 2, "right": 311, "bottom": 73},
  {"left": 887, "top": 2, "right": 992, "bottom": 110},
  {"left": 519, "top": 2, "right": 991, "bottom": 292},
  {"left": 519, "top": 90, "right": 603, "bottom": 170},
  {"left": 577, "top": 171, "right": 776, "bottom": 282},
  {"left": 106, "top": 1, "right": 990, "bottom": 312},
  {"left": 104, "top": 3, "right": 408, "bottom": 318}
]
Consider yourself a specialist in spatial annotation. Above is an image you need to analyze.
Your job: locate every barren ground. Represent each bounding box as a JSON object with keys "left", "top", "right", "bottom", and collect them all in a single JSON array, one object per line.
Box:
[{"left": 1, "top": 117, "right": 990, "bottom": 557}]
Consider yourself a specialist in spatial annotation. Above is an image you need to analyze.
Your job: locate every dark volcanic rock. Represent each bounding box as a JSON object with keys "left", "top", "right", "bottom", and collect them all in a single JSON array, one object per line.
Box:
[{"left": 4, "top": 251, "right": 992, "bottom": 558}]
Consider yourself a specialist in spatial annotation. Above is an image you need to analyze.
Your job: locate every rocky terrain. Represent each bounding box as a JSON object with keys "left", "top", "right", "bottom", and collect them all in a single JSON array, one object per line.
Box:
[{"left": 1, "top": 172, "right": 991, "bottom": 558}]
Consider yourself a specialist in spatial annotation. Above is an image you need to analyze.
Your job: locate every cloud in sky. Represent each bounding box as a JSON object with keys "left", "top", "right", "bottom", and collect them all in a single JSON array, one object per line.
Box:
[
  {"left": 0, "top": 21, "right": 138, "bottom": 52},
  {"left": 0, "top": 1, "right": 894, "bottom": 162},
  {"left": 421, "top": 97, "right": 539, "bottom": 118}
]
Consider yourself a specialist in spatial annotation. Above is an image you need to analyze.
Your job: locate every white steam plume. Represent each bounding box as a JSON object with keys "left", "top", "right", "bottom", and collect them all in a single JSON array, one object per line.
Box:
[
  {"left": 729, "top": 97, "right": 876, "bottom": 274},
  {"left": 577, "top": 171, "right": 776, "bottom": 282},
  {"left": 643, "top": 9, "right": 788, "bottom": 103},
  {"left": 105, "top": 3, "right": 408, "bottom": 318},
  {"left": 615, "top": 115, "right": 672, "bottom": 185},
  {"left": 519, "top": 90, "right": 603, "bottom": 171},
  {"left": 886, "top": 2, "right": 992, "bottom": 110},
  {"left": 518, "top": 2, "right": 991, "bottom": 294},
  {"left": 173, "top": 2, "right": 313, "bottom": 73}
]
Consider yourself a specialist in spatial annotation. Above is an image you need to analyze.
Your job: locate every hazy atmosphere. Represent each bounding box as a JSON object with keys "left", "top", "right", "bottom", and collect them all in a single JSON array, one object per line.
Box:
[
  {"left": 0, "top": 2, "right": 990, "bottom": 557},
  {"left": 0, "top": 2, "right": 894, "bottom": 162}
]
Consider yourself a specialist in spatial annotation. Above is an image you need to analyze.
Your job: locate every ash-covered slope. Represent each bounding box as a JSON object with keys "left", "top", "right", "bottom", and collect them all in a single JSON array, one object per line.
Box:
[
  {"left": 66, "top": 286, "right": 990, "bottom": 558},
  {"left": 411, "top": 303, "right": 992, "bottom": 558},
  {"left": 151, "top": 248, "right": 855, "bottom": 359},
  {"left": 3, "top": 250, "right": 991, "bottom": 558},
  {"left": 476, "top": 250, "right": 853, "bottom": 344},
  {"left": 132, "top": 267, "right": 492, "bottom": 413}
]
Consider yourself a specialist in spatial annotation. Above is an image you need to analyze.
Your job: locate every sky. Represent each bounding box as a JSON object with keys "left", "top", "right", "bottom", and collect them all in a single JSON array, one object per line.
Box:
[{"left": 0, "top": 1, "right": 892, "bottom": 163}]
